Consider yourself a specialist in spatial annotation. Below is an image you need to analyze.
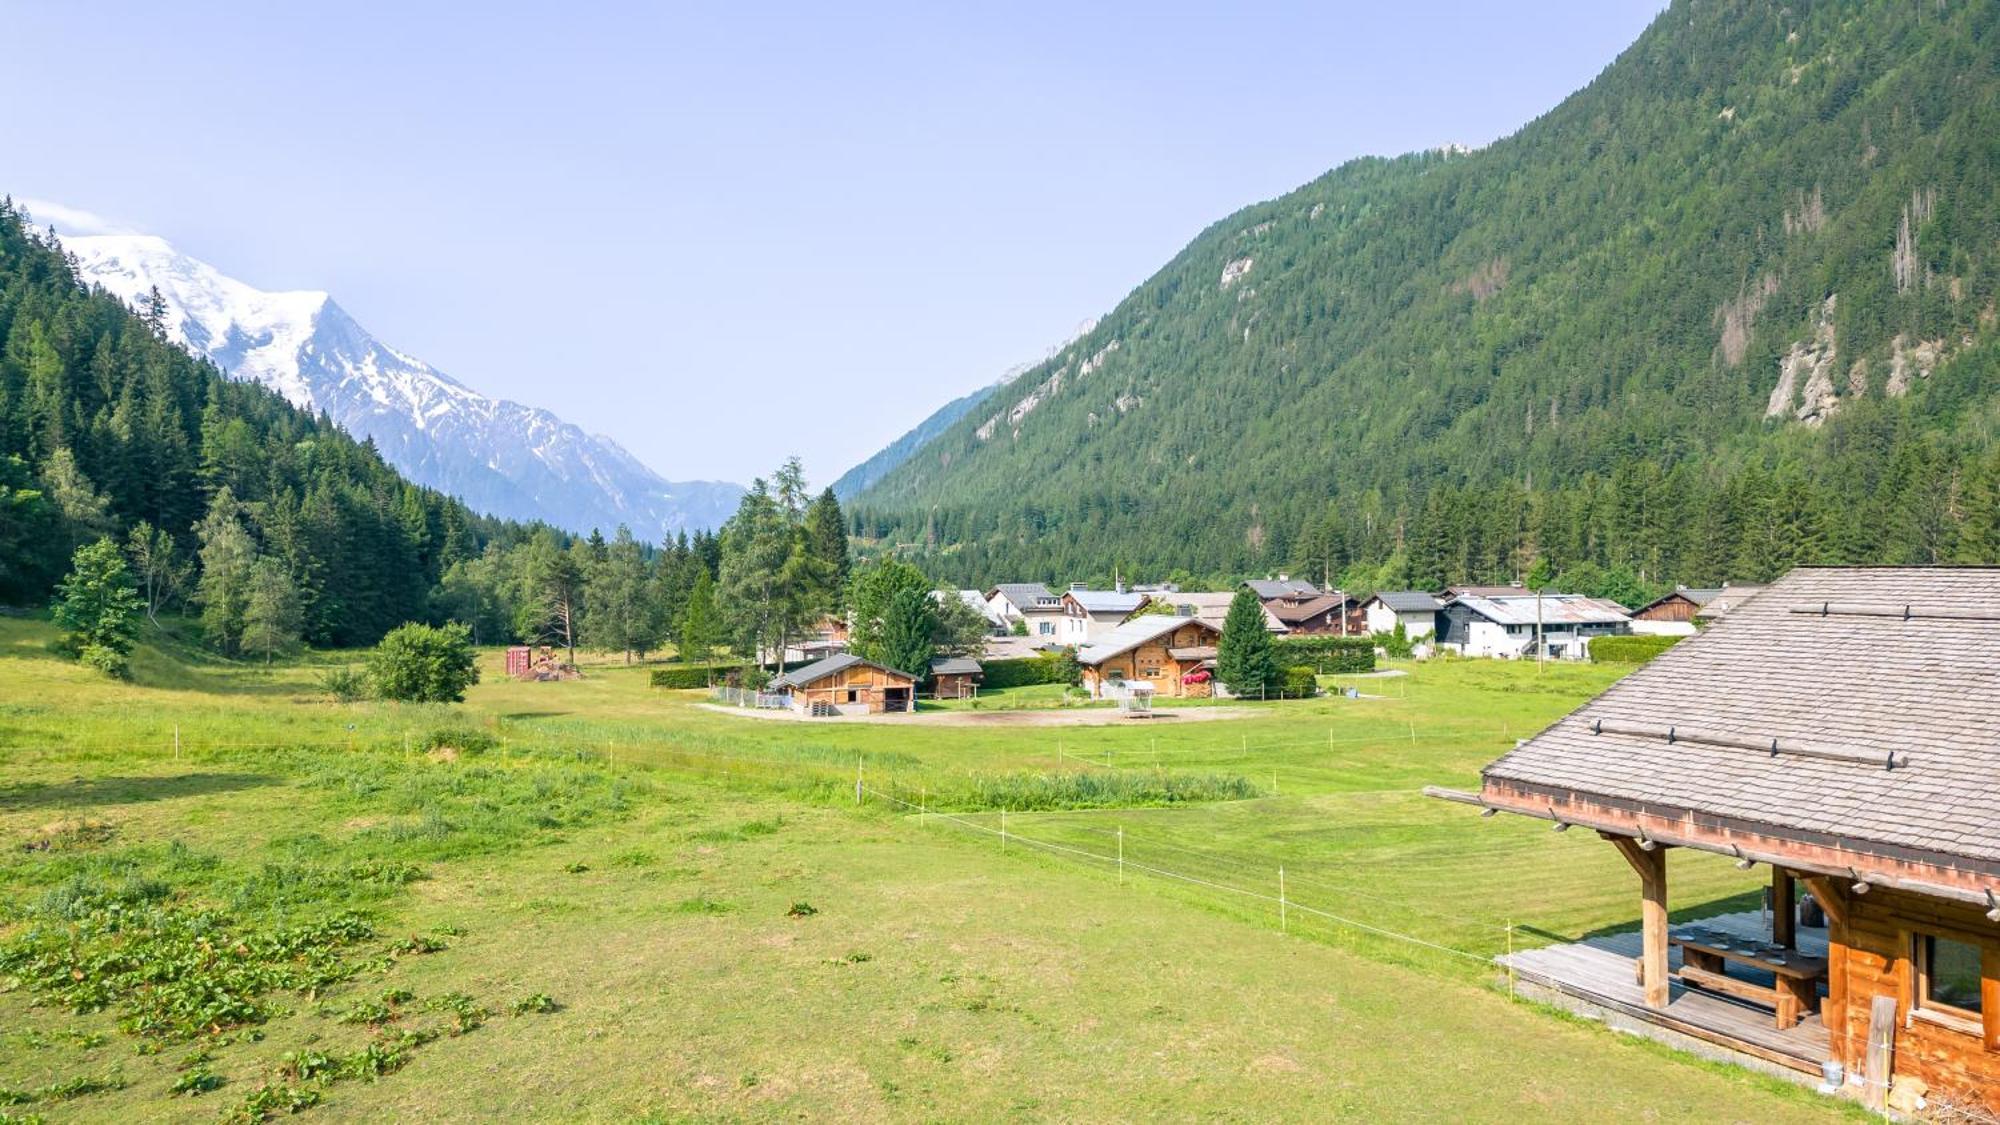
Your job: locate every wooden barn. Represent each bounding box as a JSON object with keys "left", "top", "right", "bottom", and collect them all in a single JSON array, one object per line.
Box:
[
  {"left": 1627, "top": 587, "right": 1722, "bottom": 636},
  {"left": 1430, "top": 568, "right": 2000, "bottom": 1115},
  {"left": 928, "top": 656, "right": 982, "bottom": 700},
  {"left": 1076, "top": 616, "right": 1221, "bottom": 700},
  {"left": 768, "top": 654, "right": 916, "bottom": 716}
]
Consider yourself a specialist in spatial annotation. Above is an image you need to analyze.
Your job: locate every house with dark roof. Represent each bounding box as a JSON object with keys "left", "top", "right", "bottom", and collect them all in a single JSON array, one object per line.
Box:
[
  {"left": 1076, "top": 616, "right": 1222, "bottom": 699},
  {"left": 1628, "top": 587, "right": 1723, "bottom": 636},
  {"left": 769, "top": 653, "right": 916, "bottom": 716},
  {"left": 1429, "top": 568, "right": 2000, "bottom": 1113},
  {"left": 1263, "top": 592, "right": 1363, "bottom": 635},
  {"left": 1436, "top": 591, "right": 1630, "bottom": 660},
  {"left": 1244, "top": 575, "right": 1320, "bottom": 601},
  {"left": 984, "top": 583, "right": 1066, "bottom": 640},
  {"left": 1361, "top": 591, "right": 1444, "bottom": 639}
]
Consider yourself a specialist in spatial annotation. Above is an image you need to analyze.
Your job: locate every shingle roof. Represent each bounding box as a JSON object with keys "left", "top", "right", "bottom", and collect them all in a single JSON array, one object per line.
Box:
[
  {"left": 1633, "top": 588, "right": 1723, "bottom": 616},
  {"left": 989, "top": 583, "right": 1059, "bottom": 609},
  {"left": 769, "top": 653, "right": 913, "bottom": 689},
  {"left": 1451, "top": 593, "right": 1631, "bottom": 626},
  {"left": 1245, "top": 578, "right": 1319, "bottom": 600},
  {"left": 1370, "top": 590, "right": 1445, "bottom": 612},
  {"left": 1265, "top": 594, "right": 1351, "bottom": 625},
  {"left": 1077, "top": 616, "right": 1217, "bottom": 665},
  {"left": 929, "top": 656, "right": 982, "bottom": 676},
  {"left": 1481, "top": 567, "right": 2000, "bottom": 868},
  {"left": 1694, "top": 583, "right": 1767, "bottom": 619}
]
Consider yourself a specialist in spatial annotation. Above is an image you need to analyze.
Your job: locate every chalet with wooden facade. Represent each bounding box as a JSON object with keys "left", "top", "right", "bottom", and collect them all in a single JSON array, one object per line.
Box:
[
  {"left": 1076, "top": 616, "right": 1221, "bottom": 700},
  {"left": 1628, "top": 587, "right": 1722, "bottom": 636},
  {"left": 1264, "top": 592, "right": 1364, "bottom": 636},
  {"left": 1430, "top": 568, "right": 2000, "bottom": 1115},
  {"left": 769, "top": 654, "right": 916, "bottom": 716}
]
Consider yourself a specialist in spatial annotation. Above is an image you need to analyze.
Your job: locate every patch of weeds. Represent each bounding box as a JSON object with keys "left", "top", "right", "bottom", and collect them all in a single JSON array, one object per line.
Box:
[
  {"left": 509, "top": 993, "right": 559, "bottom": 1015},
  {"left": 674, "top": 895, "right": 733, "bottom": 915},
  {"left": 224, "top": 1082, "right": 321, "bottom": 1122},
  {"left": 388, "top": 934, "right": 447, "bottom": 955},
  {"left": 421, "top": 992, "right": 488, "bottom": 1035},
  {"left": 277, "top": 1049, "right": 337, "bottom": 1082},
  {"left": 9, "top": 1028, "right": 106, "bottom": 1050},
  {"left": 957, "top": 770, "right": 1260, "bottom": 811},
  {"left": 0, "top": 1090, "right": 29, "bottom": 1107},
  {"left": 844, "top": 951, "right": 872, "bottom": 964},
  {"left": 738, "top": 1071, "right": 761, "bottom": 1089},
  {"left": 334, "top": 999, "right": 395, "bottom": 1027},
  {"left": 170, "top": 1066, "right": 224, "bottom": 1096},
  {"left": 339, "top": 1039, "right": 410, "bottom": 1081},
  {"left": 430, "top": 922, "right": 465, "bottom": 936},
  {"left": 562, "top": 861, "right": 591, "bottom": 874},
  {"left": 378, "top": 987, "right": 416, "bottom": 1006},
  {"left": 737, "top": 816, "right": 783, "bottom": 837},
  {"left": 419, "top": 725, "right": 497, "bottom": 757},
  {"left": 786, "top": 901, "right": 818, "bottom": 918},
  {"left": 608, "top": 848, "right": 655, "bottom": 868},
  {"left": 35, "top": 1071, "right": 125, "bottom": 1101}
]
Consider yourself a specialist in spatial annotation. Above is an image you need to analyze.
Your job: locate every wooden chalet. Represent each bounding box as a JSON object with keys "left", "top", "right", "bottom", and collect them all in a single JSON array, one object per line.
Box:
[
  {"left": 1076, "top": 616, "right": 1221, "bottom": 700},
  {"left": 1429, "top": 568, "right": 2000, "bottom": 1114},
  {"left": 769, "top": 654, "right": 915, "bottom": 716},
  {"left": 1264, "top": 592, "right": 1364, "bottom": 636},
  {"left": 928, "top": 655, "right": 982, "bottom": 700}
]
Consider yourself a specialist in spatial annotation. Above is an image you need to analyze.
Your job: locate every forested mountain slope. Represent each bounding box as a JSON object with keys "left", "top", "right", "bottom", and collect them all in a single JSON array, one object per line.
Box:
[
  {"left": 852, "top": 0, "right": 2000, "bottom": 594},
  {"left": 0, "top": 200, "right": 522, "bottom": 643}
]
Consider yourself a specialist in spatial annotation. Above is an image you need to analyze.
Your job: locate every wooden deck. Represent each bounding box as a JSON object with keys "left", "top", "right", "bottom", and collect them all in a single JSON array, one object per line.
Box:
[{"left": 1501, "top": 909, "right": 1832, "bottom": 1074}]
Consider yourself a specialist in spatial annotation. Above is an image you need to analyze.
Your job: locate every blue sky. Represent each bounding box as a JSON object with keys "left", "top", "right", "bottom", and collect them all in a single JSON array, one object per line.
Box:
[{"left": 2, "top": 1, "right": 1663, "bottom": 486}]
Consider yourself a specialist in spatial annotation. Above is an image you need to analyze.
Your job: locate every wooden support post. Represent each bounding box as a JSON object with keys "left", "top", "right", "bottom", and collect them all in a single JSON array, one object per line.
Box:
[
  {"left": 1863, "top": 994, "right": 1897, "bottom": 1110},
  {"left": 1607, "top": 834, "right": 1670, "bottom": 1009},
  {"left": 1801, "top": 874, "right": 1850, "bottom": 1061},
  {"left": 1772, "top": 867, "right": 1796, "bottom": 949}
]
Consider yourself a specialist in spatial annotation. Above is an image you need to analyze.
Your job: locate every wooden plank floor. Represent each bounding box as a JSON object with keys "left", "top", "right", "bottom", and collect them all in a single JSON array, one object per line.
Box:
[{"left": 1501, "top": 909, "right": 1832, "bottom": 1067}]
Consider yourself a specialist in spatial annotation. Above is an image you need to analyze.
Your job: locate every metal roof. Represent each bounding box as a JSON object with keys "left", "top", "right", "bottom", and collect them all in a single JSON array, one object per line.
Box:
[
  {"left": 769, "top": 653, "right": 914, "bottom": 689},
  {"left": 1368, "top": 590, "right": 1445, "bottom": 612},
  {"left": 1449, "top": 593, "right": 1631, "bottom": 626},
  {"left": 1480, "top": 567, "right": 2000, "bottom": 868},
  {"left": 1064, "top": 589, "right": 1147, "bottom": 614},
  {"left": 988, "top": 582, "right": 1060, "bottom": 609},
  {"left": 928, "top": 656, "right": 982, "bottom": 676},
  {"left": 1245, "top": 578, "right": 1320, "bottom": 599}
]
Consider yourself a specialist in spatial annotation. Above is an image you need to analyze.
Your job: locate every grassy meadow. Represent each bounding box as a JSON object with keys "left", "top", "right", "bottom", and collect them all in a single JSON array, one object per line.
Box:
[{"left": 0, "top": 616, "right": 1860, "bottom": 1122}]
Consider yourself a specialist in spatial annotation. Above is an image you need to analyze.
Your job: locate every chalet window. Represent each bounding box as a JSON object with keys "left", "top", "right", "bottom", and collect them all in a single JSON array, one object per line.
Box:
[
  {"left": 1916, "top": 933, "right": 1984, "bottom": 1020},
  {"left": 1038, "top": 621, "right": 1054, "bottom": 635},
  {"left": 1140, "top": 666, "right": 1160, "bottom": 678}
]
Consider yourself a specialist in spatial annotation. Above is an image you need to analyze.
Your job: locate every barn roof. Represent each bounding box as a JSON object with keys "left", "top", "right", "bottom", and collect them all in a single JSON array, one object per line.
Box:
[
  {"left": 769, "top": 653, "right": 914, "bottom": 689},
  {"left": 1480, "top": 567, "right": 2000, "bottom": 869},
  {"left": 1631, "top": 588, "right": 1724, "bottom": 616},
  {"left": 1265, "top": 593, "right": 1352, "bottom": 625},
  {"left": 1076, "top": 616, "right": 1217, "bottom": 666}
]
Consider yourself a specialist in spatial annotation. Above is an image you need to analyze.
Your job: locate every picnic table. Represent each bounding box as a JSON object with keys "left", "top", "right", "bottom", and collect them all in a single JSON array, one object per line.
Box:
[{"left": 1664, "top": 925, "right": 1828, "bottom": 1029}]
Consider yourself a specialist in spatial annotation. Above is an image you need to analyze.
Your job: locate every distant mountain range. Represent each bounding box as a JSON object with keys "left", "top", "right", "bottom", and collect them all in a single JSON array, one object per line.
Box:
[
  {"left": 831, "top": 319, "right": 1097, "bottom": 501},
  {"left": 46, "top": 222, "right": 740, "bottom": 541}
]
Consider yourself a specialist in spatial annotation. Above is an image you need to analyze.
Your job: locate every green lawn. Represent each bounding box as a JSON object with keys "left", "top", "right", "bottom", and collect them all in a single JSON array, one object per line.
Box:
[{"left": 0, "top": 618, "right": 1856, "bottom": 1121}]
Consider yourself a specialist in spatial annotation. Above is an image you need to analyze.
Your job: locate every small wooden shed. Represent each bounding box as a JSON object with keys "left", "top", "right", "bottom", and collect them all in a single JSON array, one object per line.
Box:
[{"left": 928, "top": 656, "right": 983, "bottom": 700}]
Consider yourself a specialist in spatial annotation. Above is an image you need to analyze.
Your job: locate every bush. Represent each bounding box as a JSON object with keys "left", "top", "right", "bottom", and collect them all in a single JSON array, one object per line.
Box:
[
  {"left": 421, "top": 725, "right": 497, "bottom": 756},
  {"left": 367, "top": 622, "right": 480, "bottom": 703},
  {"left": 1588, "top": 633, "right": 1683, "bottom": 664},
  {"left": 320, "top": 665, "right": 370, "bottom": 702},
  {"left": 1271, "top": 635, "right": 1376, "bottom": 673},
  {"left": 1280, "top": 665, "right": 1318, "bottom": 698},
  {"left": 1374, "top": 622, "right": 1414, "bottom": 659},
  {"left": 78, "top": 642, "right": 131, "bottom": 679}
]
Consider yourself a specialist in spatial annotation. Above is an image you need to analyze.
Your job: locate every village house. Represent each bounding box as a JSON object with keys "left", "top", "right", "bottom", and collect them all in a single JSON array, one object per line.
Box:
[
  {"left": 1076, "top": 616, "right": 1222, "bottom": 700},
  {"left": 1429, "top": 568, "right": 2000, "bottom": 1116},
  {"left": 948, "top": 589, "right": 1007, "bottom": 633},
  {"left": 1263, "top": 591, "right": 1364, "bottom": 635},
  {"left": 1435, "top": 590, "right": 1630, "bottom": 659},
  {"left": 1628, "top": 587, "right": 1722, "bottom": 636},
  {"left": 1361, "top": 591, "right": 1443, "bottom": 638},
  {"left": 927, "top": 655, "right": 982, "bottom": 700},
  {"left": 1244, "top": 575, "right": 1320, "bottom": 601},
  {"left": 985, "top": 583, "right": 1066, "bottom": 639},
  {"left": 768, "top": 653, "right": 916, "bottom": 716},
  {"left": 1058, "top": 585, "right": 1149, "bottom": 644}
]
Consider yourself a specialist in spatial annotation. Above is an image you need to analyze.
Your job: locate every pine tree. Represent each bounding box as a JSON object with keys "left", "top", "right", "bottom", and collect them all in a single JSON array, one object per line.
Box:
[
  {"left": 877, "top": 587, "right": 936, "bottom": 678},
  {"left": 51, "top": 538, "right": 144, "bottom": 677},
  {"left": 804, "top": 487, "right": 851, "bottom": 599},
  {"left": 677, "top": 570, "right": 722, "bottom": 670},
  {"left": 1217, "top": 589, "right": 1278, "bottom": 699}
]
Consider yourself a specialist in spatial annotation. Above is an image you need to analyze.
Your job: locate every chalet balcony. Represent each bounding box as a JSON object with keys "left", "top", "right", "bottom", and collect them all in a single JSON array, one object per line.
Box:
[{"left": 1500, "top": 909, "right": 1832, "bottom": 1077}]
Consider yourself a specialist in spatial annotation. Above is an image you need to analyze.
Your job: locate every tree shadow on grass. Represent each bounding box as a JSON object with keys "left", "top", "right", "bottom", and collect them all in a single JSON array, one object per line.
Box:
[
  {"left": 0, "top": 772, "right": 281, "bottom": 812},
  {"left": 496, "top": 711, "right": 573, "bottom": 721}
]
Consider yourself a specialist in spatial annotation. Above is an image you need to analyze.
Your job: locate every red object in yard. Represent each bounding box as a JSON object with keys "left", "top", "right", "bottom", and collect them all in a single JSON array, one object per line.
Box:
[
  {"left": 1182, "top": 668, "right": 1211, "bottom": 684},
  {"left": 505, "top": 646, "right": 532, "bottom": 678}
]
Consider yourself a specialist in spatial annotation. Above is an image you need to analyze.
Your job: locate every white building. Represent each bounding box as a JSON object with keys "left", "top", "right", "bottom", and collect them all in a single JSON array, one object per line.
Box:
[
  {"left": 1058, "top": 585, "right": 1149, "bottom": 644},
  {"left": 1360, "top": 591, "right": 1443, "bottom": 638},
  {"left": 985, "top": 583, "right": 1066, "bottom": 640},
  {"left": 1436, "top": 592, "right": 1631, "bottom": 660}
]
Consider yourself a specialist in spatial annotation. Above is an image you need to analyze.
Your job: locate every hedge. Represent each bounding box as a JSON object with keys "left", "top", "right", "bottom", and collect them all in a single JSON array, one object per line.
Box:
[
  {"left": 1271, "top": 635, "right": 1376, "bottom": 674},
  {"left": 980, "top": 650, "right": 1081, "bottom": 690},
  {"left": 1587, "top": 634, "right": 1683, "bottom": 664},
  {"left": 1280, "top": 665, "right": 1319, "bottom": 699}
]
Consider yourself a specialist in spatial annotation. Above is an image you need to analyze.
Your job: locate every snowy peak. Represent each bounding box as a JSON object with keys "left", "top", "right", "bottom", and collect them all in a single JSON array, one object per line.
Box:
[{"left": 46, "top": 215, "right": 742, "bottom": 539}]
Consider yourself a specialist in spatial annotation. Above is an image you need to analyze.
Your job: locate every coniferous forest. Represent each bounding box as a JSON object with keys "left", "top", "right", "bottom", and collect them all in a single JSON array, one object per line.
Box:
[{"left": 849, "top": 0, "right": 2000, "bottom": 598}]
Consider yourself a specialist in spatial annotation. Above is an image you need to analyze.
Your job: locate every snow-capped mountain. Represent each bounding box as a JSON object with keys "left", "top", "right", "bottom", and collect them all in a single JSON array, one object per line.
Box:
[{"left": 49, "top": 223, "right": 741, "bottom": 540}]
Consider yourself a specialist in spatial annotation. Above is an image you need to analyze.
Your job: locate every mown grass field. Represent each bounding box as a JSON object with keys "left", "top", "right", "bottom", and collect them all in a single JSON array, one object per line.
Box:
[{"left": 0, "top": 617, "right": 1859, "bottom": 1122}]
